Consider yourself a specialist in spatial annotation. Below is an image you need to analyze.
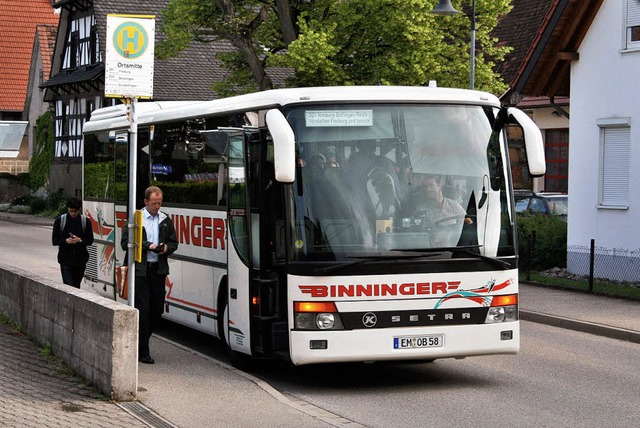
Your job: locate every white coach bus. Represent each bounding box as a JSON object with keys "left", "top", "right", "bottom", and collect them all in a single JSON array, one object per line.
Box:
[{"left": 82, "top": 86, "right": 545, "bottom": 365}]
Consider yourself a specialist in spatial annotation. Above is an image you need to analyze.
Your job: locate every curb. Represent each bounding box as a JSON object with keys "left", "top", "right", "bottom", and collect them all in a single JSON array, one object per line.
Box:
[
  {"left": 521, "top": 280, "right": 640, "bottom": 303},
  {"left": 520, "top": 310, "right": 640, "bottom": 344},
  {"left": 0, "top": 212, "right": 53, "bottom": 227}
]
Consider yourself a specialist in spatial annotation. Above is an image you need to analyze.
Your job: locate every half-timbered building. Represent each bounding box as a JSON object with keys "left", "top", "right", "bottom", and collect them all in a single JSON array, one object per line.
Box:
[{"left": 43, "top": 0, "right": 287, "bottom": 196}]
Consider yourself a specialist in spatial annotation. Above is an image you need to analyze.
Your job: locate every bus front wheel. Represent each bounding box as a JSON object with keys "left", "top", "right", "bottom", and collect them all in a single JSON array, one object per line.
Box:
[{"left": 220, "top": 301, "right": 251, "bottom": 370}]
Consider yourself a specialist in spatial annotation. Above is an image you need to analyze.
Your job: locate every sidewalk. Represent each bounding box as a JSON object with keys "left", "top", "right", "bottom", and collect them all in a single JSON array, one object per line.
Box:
[
  {"left": 1, "top": 212, "right": 639, "bottom": 427},
  {"left": 0, "top": 210, "right": 54, "bottom": 226},
  {"left": 520, "top": 282, "right": 640, "bottom": 344},
  {"left": 0, "top": 317, "right": 338, "bottom": 428}
]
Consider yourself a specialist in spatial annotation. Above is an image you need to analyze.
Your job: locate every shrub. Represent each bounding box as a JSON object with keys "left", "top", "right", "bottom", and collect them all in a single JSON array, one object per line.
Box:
[
  {"left": 30, "top": 197, "right": 46, "bottom": 213},
  {"left": 517, "top": 215, "right": 567, "bottom": 271},
  {"left": 29, "top": 111, "right": 55, "bottom": 191},
  {"left": 8, "top": 203, "right": 31, "bottom": 214},
  {"left": 11, "top": 194, "right": 31, "bottom": 206},
  {"left": 33, "top": 190, "right": 67, "bottom": 217}
]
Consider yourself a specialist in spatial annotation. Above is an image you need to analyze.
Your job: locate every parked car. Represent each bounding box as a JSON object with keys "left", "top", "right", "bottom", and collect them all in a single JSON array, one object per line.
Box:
[{"left": 514, "top": 190, "right": 568, "bottom": 218}]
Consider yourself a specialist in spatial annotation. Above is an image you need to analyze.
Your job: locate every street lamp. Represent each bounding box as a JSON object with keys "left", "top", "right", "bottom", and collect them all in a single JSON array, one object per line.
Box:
[{"left": 429, "top": 0, "right": 476, "bottom": 90}]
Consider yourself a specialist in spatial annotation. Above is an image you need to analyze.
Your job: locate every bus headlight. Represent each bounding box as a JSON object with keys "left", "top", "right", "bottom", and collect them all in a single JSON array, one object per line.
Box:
[
  {"left": 485, "top": 294, "right": 518, "bottom": 323},
  {"left": 294, "top": 302, "right": 345, "bottom": 330},
  {"left": 316, "top": 313, "right": 335, "bottom": 329},
  {"left": 295, "top": 313, "right": 316, "bottom": 330},
  {"left": 486, "top": 307, "right": 506, "bottom": 323},
  {"left": 485, "top": 305, "right": 518, "bottom": 323}
]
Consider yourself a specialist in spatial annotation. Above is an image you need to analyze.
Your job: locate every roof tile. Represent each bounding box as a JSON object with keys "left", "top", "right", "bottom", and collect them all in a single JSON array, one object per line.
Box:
[
  {"left": 0, "top": 0, "right": 59, "bottom": 111},
  {"left": 492, "top": 0, "right": 554, "bottom": 89}
]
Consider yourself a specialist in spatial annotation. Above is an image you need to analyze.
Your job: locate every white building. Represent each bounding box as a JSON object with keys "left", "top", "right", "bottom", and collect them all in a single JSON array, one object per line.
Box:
[
  {"left": 501, "top": 0, "right": 639, "bottom": 281},
  {"left": 568, "top": 0, "right": 640, "bottom": 281}
]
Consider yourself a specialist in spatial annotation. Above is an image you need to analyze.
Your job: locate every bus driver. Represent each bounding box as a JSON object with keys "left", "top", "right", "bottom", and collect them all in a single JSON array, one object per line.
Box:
[{"left": 408, "top": 174, "right": 468, "bottom": 247}]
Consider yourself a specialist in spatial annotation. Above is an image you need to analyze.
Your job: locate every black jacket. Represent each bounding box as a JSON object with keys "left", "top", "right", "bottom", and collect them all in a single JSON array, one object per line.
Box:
[
  {"left": 52, "top": 214, "right": 94, "bottom": 266},
  {"left": 121, "top": 210, "right": 178, "bottom": 277}
]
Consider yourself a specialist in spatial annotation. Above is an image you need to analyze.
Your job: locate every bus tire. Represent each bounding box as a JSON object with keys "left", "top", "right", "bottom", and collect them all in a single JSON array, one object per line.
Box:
[{"left": 220, "top": 301, "right": 251, "bottom": 370}]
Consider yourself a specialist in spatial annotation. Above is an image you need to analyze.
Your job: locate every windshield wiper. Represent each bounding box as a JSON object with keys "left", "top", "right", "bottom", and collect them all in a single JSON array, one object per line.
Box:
[
  {"left": 315, "top": 252, "right": 441, "bottom": 274},
  {"left": 453, "top": 248, "right": 512, "bottom": 270},
  {"left": 391, "top": 245, "right": 512, "bottom": 270}
]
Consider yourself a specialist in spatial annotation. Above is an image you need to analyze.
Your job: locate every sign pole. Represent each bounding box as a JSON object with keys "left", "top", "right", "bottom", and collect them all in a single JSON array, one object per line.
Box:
[
  {"left": 127, "top": 97, "right": 138, "bottom": 308},
  {"left": 105, "top": 14, "right": 155, "bottom": 377}
]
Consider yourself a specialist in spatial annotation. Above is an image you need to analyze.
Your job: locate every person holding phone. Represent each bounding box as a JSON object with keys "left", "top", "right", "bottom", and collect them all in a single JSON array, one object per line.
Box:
[
  {"left": 122, "top": 186, "right": 178, "bottom": 364},
  {"left": 52, "top": 197, "right": 94, "bottom": 288}
]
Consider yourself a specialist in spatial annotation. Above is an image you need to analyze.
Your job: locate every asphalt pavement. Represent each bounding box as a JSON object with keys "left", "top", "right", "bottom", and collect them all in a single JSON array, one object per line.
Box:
[{"left": 0, "top": 211, "right": 638, "bottom": 427}]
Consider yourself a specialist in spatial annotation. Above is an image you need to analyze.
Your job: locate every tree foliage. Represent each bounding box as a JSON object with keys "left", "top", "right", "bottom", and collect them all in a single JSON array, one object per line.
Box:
[
  {"left": 29, "top": 111, "right": 55, "bottom": 191},
  {"left": 158, "top": 0, "right": 512, "bottom": 95}
]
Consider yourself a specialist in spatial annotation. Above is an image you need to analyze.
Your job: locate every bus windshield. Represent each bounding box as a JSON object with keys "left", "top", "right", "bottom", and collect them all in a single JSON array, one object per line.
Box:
[{"left": 284, "top": 103, "right": 514, "bottom": 263}]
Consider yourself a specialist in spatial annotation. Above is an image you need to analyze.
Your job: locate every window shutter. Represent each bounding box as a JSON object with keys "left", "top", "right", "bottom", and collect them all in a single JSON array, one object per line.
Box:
[
  {"left": 628, "top": 0, "right": 640, "bottom": 26},
  {"left": 601, "top": 127, "right": 630, "bottom": 207}
]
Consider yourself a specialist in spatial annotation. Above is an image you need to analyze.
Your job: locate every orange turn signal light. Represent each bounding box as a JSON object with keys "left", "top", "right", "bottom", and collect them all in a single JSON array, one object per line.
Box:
[
  {"left": 294, "top": 301, "right": 337, "bottom": 313},
  {"left": 491, "top": 294, "right": 518, "bottom": 307}
]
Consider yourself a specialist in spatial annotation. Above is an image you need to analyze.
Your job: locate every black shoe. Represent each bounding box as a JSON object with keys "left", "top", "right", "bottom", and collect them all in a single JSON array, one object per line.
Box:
[{"left": 139, "top": 355, "right": 154, "bottom": 364}]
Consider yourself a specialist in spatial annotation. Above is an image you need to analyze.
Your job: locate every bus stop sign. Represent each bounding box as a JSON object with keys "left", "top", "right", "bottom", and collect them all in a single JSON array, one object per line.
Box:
[{"left": 105, "top": 14, "right": 155, "bottom": 99}]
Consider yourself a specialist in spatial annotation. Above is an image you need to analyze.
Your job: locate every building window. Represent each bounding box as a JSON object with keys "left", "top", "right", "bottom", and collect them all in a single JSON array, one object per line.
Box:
[
  {"left": 544, "top": 129, "right": 569, "bottom": 192},
  {"left": 627, "top": 0, "right": 640, "bottom": 47},
  {"left": 70, "top": 31, "right": 80, "bottom": 69},
  {"left": 90, "top": 25, "right": 97, "bottom": 64},
  {"left": 598, "top": 119, "right": 630, "bottom": 208}
]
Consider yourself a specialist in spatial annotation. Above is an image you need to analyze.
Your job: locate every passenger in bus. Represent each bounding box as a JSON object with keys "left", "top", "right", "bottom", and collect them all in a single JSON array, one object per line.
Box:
[
  {"left": 321, "top": 146, "right": 339, "bottom": 167},
  {"left": 309, "top": 153, "right": 326, "bottom": 172},
  {"left": 121, "top": 186, "right": 178, "bottom": 364},
  {"left": 348, "top": 143, "right": 401, "bottom": 219}
]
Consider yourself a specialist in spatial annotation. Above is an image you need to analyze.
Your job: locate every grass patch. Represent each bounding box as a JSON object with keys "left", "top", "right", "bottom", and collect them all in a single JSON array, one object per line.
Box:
[
  {"left": 522, "top": 272, "right": 640, "bottom": 301},
  {"left": 40, "top": 342, "right": 53, "bottom": 358},
  {"left": 0, "top": 312, "right": 23, "bottom": 335}
]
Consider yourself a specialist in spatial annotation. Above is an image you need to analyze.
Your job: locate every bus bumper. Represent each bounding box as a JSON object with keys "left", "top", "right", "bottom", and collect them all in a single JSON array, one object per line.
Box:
[{"left": 289, "top": 322, "right": 519, "bottom": 365}]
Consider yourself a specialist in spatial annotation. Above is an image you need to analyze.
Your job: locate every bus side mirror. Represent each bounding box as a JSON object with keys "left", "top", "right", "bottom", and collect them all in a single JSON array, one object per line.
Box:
[
  {"left": 507, "top": 107, "right": 546, "bottom": 176},
  {"left": 266, "top": 109, "right": 295, "bottom": 183}
]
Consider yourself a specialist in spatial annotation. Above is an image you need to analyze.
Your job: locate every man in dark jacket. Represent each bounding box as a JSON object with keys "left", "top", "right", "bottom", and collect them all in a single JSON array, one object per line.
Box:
[
  {"left": 52, "top": 197, "right": 94, "bottom": 288},
  {"left": 122, "top": 186, "right": 178, "bottom": 364}
]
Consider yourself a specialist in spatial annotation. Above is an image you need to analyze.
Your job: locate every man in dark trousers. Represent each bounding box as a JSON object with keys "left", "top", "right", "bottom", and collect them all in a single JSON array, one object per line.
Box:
[
  {"left": 52, "top": 197, "right": 94, "bottom": 288},
  {"left": 122, "top": 186, "right": 178, "bottom": 364}
]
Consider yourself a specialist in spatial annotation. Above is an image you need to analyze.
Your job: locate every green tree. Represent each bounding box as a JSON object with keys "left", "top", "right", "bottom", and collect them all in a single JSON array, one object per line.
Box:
[
  {"left": 158, "top": 0, "right": 512, "bottom": 95},
  {"left": 29, "top": 111, "right": 55, "bottom": 191},
  {"left": 158, "top": 0, "right": 293, "bottom": 93}
]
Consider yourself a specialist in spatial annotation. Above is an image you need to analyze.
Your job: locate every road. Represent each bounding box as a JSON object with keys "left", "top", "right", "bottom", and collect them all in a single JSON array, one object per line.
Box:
[
  {"left": 0, "top": 219, "right": 59, "bottom": 280},
  {"left": 155, "top": 319, "right": 639, "bottom": 428},
  {"left": 3, "top": 218, "right": 639, "bottom": 427}
]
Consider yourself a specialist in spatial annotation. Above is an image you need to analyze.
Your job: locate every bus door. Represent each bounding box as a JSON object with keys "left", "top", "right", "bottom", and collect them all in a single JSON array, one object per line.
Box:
[
  {"left": 224, "top": 127, "right": 287, "bottom": 357},
  {"left": 224, "top": 128, "right": 252, "bottom": 354},
  {"left": 247, "top": 131, "right": 288, "bottom": 357}
]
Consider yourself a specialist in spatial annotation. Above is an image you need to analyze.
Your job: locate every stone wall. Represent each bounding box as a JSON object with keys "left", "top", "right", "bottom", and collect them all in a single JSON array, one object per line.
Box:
[
  {"left": 0, "top": 160, "right": 29, "bottom": 175},
  {"left": 0, "top": 174, "right": 30, "bottom": 203},
  {"left": 0, "top": 264, "right": 138, "bottom": 400},
  {"left": 49, "top": 162, "right": 82, "bottom": 197}
]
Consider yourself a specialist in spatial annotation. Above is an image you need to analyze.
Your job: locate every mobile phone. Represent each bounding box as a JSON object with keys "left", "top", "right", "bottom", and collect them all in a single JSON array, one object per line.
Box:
[
  {"left": 152, "top": 243, "right": 165, "bottom": 253},
  {"left": 69, "top": 233, "right": 76, "bottom": 238}
]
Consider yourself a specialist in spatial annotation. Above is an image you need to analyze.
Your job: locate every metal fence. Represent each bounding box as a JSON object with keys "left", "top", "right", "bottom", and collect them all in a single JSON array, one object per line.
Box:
[{"left": 567, "top": 243, "right": 640, "bottom": 282}]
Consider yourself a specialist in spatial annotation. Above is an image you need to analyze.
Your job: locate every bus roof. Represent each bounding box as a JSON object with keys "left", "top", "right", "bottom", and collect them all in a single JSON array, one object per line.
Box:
[{"left": 83, "top": 86, "right": 501, "bottom": 133}]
